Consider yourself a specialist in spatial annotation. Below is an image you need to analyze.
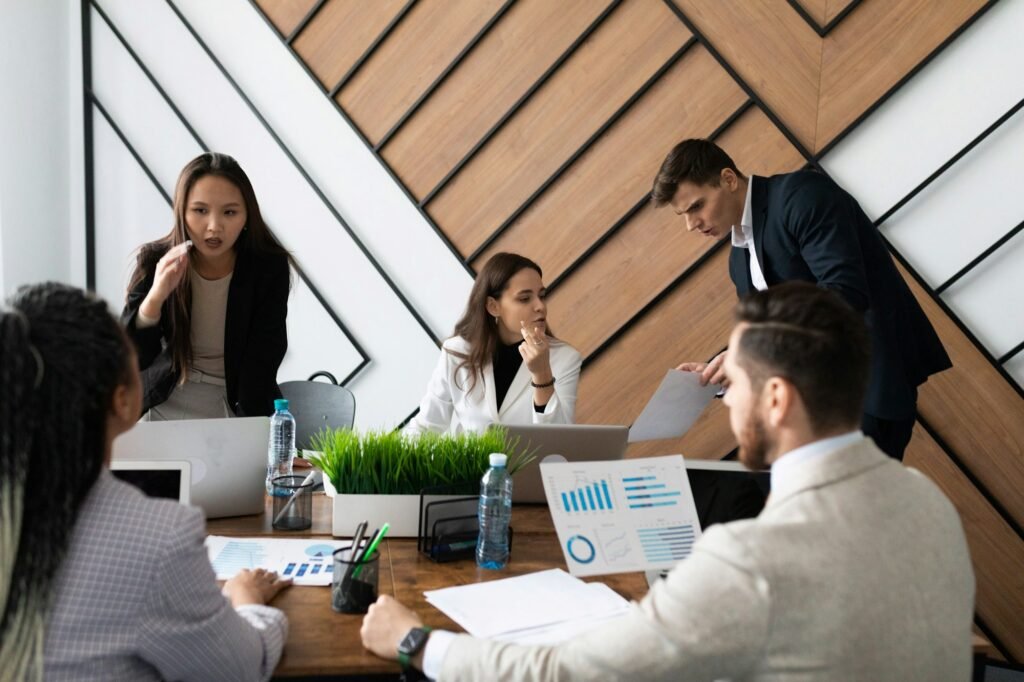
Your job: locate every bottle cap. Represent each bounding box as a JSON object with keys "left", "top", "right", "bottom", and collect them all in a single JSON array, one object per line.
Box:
[
  {"left": 489, "top": 453, "right": 507, "bottom": 467},
  {"left": 274, "top": 398, "right": 289, "bottom": 411}
]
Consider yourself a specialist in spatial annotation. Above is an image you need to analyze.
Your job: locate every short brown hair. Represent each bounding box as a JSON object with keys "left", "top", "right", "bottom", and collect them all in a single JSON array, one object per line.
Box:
[
  {"left": 651, "top": 139, "right": 744, "bottom": 206},
  {"left": 734, "top": 282, "right": 869, "bottom": 434}
]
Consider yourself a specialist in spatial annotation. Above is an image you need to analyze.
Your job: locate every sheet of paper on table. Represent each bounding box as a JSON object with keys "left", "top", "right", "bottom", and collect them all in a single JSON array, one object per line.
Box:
[
  {"left": 628, "top": 369, "right": 719, "bottom": 442},
  {"left": 205, "top": 536, "right": 348, "bottom": 586},
  {"left": 541, "top": 454, "right": 702, "bottom": 577},
  {"left": 424, "top": 569, "right": 631, "bottom": 642}
]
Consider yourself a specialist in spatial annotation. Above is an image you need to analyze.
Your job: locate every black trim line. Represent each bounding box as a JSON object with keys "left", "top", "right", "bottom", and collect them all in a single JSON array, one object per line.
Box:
[
  {"left": 328, "top": 0, "right": 418, "bottom": 98},
  {"left": 936, "top": 218, "right": 1024, "bottom": 295},
  {"left": 286, "top": 0, "right": 328, "bottom": 44},
  {"left": 82, "top": 0, "right": 96, "bottom": 290}
]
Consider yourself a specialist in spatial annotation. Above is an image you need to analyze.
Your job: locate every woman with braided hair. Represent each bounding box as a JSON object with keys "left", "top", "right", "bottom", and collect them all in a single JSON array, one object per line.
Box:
[{"left": 0, "top": 282, "right": 290, "bottom": 681}]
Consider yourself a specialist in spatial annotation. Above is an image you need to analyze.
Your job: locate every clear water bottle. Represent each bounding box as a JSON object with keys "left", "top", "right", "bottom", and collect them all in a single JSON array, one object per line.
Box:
[
  {"left": 266, "top": 398, "right": 296, "bottom": 494},
  {"left": 477, "top": 453, "right": 513, "bottom": 570}
]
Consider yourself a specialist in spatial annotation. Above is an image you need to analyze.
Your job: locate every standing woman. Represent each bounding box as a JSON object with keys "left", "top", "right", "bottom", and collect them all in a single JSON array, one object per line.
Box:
[
  {"left": 406, "top": 252, "right": 582, "bottom": 435},
  {"left": 0, "top": 283, "right": 289, "bottom": 681},
  {"left": 123, "top": 153, "right": 290, "bottom": 418}
]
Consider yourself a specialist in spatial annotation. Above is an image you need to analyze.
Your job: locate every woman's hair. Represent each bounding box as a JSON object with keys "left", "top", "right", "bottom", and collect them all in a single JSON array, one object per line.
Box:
[
  {"left": 0, "top": 282, "right": 134, "bottom": 680},
  {"left": 449, "top": 252, "right": 552, "bottom": 393},
  {"left": 126, "top": 152, "right": 288, "bottom": 377}
]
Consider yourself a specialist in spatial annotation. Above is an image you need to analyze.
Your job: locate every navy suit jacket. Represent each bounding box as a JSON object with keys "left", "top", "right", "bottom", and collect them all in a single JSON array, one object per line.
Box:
[{"left": 728, "top": 171, "right": 951, "bottom": 420}]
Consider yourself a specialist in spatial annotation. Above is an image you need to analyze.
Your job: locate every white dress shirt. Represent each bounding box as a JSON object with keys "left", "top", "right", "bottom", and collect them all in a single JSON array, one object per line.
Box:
[{"left": 731, "top": 178, "right": 768, "bottom": 291}]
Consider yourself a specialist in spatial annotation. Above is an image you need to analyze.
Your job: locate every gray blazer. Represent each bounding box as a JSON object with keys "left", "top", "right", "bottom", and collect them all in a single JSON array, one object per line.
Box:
[
  {"left": 43, "top": 471, "right": 287, "bottom": 681},
  {"left": 440, "top": 438, "right": 975, "bottom": 681}
]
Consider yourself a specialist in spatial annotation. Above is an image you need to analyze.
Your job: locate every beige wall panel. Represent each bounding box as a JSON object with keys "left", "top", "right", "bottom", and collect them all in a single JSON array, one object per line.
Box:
[
  {"left": 672, "top": 0, "right": 820, "bottom": 151},
  {"left": 905, "top": 423, "right": 1024, "bottom": 662},
  {"left": 824, "top": 0, "right": 858, "bottom": 24},
  {"left": 339, "top": 0, "right": 506, "bottom": 145},
  {"left": 381, "top": 0, "right": 609, "bottom": 199},
  {"left": 428, "top": 0, "right": 691, "bottom": 258},
  {"left": 795, "top": 0, "right": 828, "bottom": 25},
  {"left": 256, "top": 0, "right": 318, "bottom": 38},
  {"left": 575, "top": 248, "right": 738, "bottom": 460},
  {"left": 816, "top": 0, "right": 986, "bottom": 150},
  {"left": 293, "top": 0, "right": 406, "bottom": 89},
  {"left": 898, "top": 264, "right": 1024, "bottom": 528},
  {"left": 471, "top": 47, "right": 746, "bottom": 274},
  {"left": 546, "top": 107, "right": 804, "bottom": 359}
]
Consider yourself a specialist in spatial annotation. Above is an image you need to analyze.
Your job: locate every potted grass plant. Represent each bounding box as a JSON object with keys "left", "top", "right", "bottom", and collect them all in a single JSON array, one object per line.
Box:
[{"left": 306, "top": 426, "right": 533, "bottom": 537}]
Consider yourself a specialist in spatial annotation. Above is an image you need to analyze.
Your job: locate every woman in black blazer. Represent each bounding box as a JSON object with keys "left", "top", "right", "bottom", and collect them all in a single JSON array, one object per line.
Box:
[{"left": 122, "top": 153, "right": 290, "bottom": 418}]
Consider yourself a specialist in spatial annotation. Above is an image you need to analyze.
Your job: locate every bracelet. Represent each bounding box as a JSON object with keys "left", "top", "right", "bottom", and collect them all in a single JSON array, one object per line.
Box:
[{"left": 530, "top": 378, "right": 555, "bottom": 389}]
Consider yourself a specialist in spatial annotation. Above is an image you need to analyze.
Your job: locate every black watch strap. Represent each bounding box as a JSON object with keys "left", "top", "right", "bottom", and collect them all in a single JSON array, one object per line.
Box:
[{"left": 397, "top": 626, "right": 432, "bottom": 670}]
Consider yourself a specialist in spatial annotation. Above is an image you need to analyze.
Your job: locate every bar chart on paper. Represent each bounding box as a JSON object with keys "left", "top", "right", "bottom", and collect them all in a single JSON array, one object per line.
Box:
[
  {"left": 205, "top": 537, "right": 347, "bottom": 586},
  {"left": 541, "top": 455, "right": 702, "bottom": 577}
]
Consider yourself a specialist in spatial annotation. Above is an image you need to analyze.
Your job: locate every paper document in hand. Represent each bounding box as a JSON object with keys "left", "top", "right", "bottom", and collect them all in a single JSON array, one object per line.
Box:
[
  {"left": 628, "top": 369, "right": 719, "bottom": 442},
  {"left": 205, "top": 536, "right": 347, "bottom": 586},
  {"left": 423, "top": 568, "right": 630, "bottom": 639},
  {"left": 541, "top": 455, "right": 702, "bottom": 577}
]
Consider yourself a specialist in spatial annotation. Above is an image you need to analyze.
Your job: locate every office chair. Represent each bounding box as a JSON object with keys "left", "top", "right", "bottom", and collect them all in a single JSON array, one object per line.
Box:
[{"left": 280, "top": 371, "right": 356, "bottom": 450}]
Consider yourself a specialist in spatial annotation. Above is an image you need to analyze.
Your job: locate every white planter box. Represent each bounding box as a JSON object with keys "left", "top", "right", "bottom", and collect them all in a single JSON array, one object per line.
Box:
[{"left": 323, "top": 477, "right": 469, "bottom": 538}]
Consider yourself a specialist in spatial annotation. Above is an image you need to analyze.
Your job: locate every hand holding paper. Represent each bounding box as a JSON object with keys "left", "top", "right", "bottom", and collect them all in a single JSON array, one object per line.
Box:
[{"left": 628, "top": 369, "right": 720, "bottom": 443}]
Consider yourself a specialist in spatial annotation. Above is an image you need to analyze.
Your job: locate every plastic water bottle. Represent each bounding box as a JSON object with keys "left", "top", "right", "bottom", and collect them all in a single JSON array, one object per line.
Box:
[
  {"left": 266, "top": 398, "right": 296, "bottom": 494},
  {"left": 477, "top": 453, "right": 513, "bottom": 570}
]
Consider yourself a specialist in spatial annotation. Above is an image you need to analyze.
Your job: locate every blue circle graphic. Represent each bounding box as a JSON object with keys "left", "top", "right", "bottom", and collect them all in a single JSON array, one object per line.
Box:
[
  {"left": 306, "top": 544, "right": 337, "bottom": 558},
  {"left": 566, "top": 535, "right": 596, "bottom": 564}
]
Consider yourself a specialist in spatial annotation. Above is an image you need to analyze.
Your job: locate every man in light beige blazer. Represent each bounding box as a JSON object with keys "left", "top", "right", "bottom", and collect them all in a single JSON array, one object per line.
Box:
[{"left": 361, "top": 283, "right": 975, "bottom": 682}]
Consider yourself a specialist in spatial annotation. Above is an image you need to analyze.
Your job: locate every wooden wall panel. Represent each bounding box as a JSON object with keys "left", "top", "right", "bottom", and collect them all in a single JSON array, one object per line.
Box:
[
  {"left": 824, "top": 0, "right": 858, "bottom": 24},
  {"left": 338, "top": 0, "right": 505, "bottom": 145},
  {"left": 471, "top": 47, "right": 746, "bottom": 274},
  {"left": 427, "top": 0, "right": 691, "bottom": 258},
  {"left": 900, "top": 263, "right": 1024, "bottom": 527},
  {"left": 905, "top": 423, "right": 1024, "bottom": 662},
  {"left": 381, "top": 0, "right": 608, "bottom": 199},
  {"left": 795, "top": 0, "right": 829, "bottom": 26},
  {"left": 672, "top": 0, "right": 821, "bottom": 151},
  {"left": 292, "top": 0, "right": 407, "bottom": 89},
  {"left": 257, "top": 0, "right": 318, "bottom": 38},
  {"left": 816, "top": 0, "right": 987, "bottom": 150},
  {"left": 545, "top": 106, "right": 804, "bottom": 359}
]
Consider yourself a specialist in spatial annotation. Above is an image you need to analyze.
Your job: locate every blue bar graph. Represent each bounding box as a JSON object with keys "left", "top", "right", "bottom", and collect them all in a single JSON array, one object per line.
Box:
[
  {"left": 283, "top": 563, "right": 296, "bottom": 576},
  {"left": 586, "top": 487, "right": 596, "bottom": 510},
  {"left": 622, "top": 476, "right": 656, "bottom": 482},
  {"left": 570, "top": 491, "right": 579, "bottom": 511},
  {"left": 559, "top": 479, "right": 614, "bottom": 513},
  {"left": 601, "top": 480, "right": 612, "bottom": 508},
  {"left": 637, "top": 525, "right": 696, "bottom": 561},
  {"left": 561, "top": 492, "right": 570, "bottom": 512},
  {"left": 624, "top": 484, "right": 666, "bottom": 491},
  {"left": 594, "top": 483, "right": 604, "bottom": 510}
]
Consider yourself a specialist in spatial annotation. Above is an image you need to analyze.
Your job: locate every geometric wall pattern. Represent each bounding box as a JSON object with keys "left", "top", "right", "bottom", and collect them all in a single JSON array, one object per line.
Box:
[{"left": 86, "top": 0, "right": 1023, "bottom": 659}]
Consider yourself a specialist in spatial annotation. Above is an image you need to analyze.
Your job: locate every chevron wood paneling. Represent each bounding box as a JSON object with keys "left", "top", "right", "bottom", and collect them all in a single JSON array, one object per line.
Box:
[{"left": 256, "top": 0, "right": 1024, "bottom": 660}]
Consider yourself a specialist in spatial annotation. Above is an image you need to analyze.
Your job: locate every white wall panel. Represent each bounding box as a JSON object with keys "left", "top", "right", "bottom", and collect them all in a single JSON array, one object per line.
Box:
[
  {"left": 1006, "top": 352, "right": 1024, "bottom": 388},
  {"left": 821, "top": 0, "right": 1024, "bottom": 221},
  {"left": 176, "top": 0, "right": 473, "bottom": 340}
]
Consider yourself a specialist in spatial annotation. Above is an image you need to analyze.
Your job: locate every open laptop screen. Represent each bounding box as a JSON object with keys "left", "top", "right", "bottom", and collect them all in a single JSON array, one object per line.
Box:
[{"left": 110, "top": 461, "right": 191, "bottom": 504}]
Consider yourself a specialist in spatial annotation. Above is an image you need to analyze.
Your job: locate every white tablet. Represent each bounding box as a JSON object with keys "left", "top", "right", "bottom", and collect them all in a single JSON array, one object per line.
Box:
[{"left": 110, "top": 459, "right": 191, "bottom": 505}]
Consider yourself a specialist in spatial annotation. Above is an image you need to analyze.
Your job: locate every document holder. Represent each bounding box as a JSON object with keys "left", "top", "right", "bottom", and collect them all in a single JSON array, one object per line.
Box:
[{"left": 417, "top": 482, "right": 514, "bottom": 563}]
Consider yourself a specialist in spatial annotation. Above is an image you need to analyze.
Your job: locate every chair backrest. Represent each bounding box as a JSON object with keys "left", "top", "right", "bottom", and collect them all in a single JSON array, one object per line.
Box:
[{"left": 279, "top": 380, "right": 356, "bottom": 450}]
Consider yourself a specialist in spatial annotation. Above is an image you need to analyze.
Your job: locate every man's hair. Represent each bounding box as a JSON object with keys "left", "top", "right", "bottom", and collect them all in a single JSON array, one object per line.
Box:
[
  {"left": 734, "top": 282, "right": 870, "bottom": 434},
  {"left": 651, "top": 139, "right": 745, "bottom": 206}
]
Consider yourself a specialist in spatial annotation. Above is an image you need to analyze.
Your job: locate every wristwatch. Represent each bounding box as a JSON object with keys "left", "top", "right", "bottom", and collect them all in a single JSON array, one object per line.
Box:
[{"left": 397, "top": 626, "right": 432, "bottom": 670}]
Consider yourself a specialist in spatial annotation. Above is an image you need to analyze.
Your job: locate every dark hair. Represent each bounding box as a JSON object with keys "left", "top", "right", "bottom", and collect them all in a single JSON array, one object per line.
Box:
[
  {"left": 126, "top": 152, "right": 288, "bottom": 378},
  {"left": 0, "top": 283, "right": 134, "bottom": 676},
  {"left": 449, "top": 252, "right": 552, "bottom": 392},
  {"left": 651, "top": 138, "right": 745, "bottom": 206},
  {"left": 733, "top": 282, "right": 869, "bottom": 434}
]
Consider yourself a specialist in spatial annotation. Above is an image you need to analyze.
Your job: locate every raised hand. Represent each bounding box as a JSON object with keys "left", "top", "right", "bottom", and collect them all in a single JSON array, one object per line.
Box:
[
  {"left": 140, "top": 241, "right": 191, "bottom": 320},
  {"left": 519, "top": 320, "right": 553, "bottom": 381}
]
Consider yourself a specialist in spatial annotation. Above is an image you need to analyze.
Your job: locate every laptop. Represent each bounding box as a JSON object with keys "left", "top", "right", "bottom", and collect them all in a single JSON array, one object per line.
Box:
[
  {"left": 504, "top": 424, "right": 629, "bottom": 503},
  {"left": 111, "top": 417, "right": 270, "bottom": 518},
  {"left": 110, "top": 459, "right": 191, "bottom": 504}
]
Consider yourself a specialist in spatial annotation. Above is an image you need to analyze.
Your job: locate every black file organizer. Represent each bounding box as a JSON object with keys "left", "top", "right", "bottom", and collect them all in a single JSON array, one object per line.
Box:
[{"left": 417, "top": 481, "right": 514, "bottom": 563}]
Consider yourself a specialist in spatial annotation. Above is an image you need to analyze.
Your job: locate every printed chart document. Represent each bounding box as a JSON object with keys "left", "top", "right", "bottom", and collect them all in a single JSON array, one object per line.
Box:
[
  {"left": 205, "top": 536, "right": 348, "bottom": 586},
  {"left": 424, "top": 569, "right": 630, "bottom": 643},
  {"left": 628, "top": 369, "right": 719, "bottom": 442},
  {"left": 541, "top": 455, "right": 702, "bottom": 577}
]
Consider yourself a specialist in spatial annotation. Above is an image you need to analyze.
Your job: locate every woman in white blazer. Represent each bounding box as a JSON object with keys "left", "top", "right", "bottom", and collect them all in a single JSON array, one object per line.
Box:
[{"left": 406, "top": 253, "right": 582, "bottom": 435}]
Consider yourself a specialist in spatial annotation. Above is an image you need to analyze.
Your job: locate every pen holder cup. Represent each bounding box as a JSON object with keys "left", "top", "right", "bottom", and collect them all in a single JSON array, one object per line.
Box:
[
  {"left": 331, "top": 547, "right": 380, "bottom": 614},
  {"left": 271, "top": 475, "right": 314, "bottom": 531}
]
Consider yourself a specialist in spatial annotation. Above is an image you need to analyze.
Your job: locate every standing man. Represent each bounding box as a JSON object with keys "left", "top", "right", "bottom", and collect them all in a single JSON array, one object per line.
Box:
[
  {"left": 653, "top": 139, "right": 951, "bottom": 459},
  {"left": 359, "top": 284, "right": 975, "bottom": 681}
]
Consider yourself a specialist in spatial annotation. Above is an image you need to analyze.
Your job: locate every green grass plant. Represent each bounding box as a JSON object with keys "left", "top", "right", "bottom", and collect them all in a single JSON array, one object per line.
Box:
[{"left": 307, "top": 426, "right": 535, "bottom": 495}]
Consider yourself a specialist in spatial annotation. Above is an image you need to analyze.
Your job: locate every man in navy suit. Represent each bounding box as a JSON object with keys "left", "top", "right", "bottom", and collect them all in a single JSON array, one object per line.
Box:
[{"left": 652, "top": 139, "right": 951, "bottom": 460}]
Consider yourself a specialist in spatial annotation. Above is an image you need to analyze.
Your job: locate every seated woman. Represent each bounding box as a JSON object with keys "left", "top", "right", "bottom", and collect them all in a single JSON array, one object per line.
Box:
[
  {"left": 0, "top": 282, "right": 291, "bottom": 681},
  {"left": 123, "top": 152, "right": 290, "bottom": 419},
  {"left": 406, "top": 252, "right": 582, "bottom": 435}
]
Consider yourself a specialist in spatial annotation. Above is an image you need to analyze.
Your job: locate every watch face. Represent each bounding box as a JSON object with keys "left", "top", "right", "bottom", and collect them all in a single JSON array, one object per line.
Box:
[{"left": 399, "top": 628, "right": 429, "bottom": 656}]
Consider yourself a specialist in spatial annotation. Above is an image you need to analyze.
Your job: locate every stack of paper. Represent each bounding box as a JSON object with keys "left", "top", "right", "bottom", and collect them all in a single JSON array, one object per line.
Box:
[{"left": 424, "top": 569, "right": 632, "bottom": 644}]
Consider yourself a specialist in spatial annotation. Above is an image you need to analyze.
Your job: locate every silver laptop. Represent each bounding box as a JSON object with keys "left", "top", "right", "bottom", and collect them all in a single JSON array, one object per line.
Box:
[
  {"left": 505, "top": 424, "right": 629, "bottom": 503},
  {"left": 111, "top": 417, "right": 269, "bottom": 518},
  {"left": 110, "top": 459, "right": 191, "bottom": 505}
]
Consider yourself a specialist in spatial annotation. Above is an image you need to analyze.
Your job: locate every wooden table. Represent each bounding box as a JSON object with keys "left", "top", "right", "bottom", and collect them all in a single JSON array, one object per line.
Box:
[
  {"left": 208, "top": 494, "right": 996, "bottom": 678},
  {"left": 206, "top": 494, "right": 648, "bottom": 677}
]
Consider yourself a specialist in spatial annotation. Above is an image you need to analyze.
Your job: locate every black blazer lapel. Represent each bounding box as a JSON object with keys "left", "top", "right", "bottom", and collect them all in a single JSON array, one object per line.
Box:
[{"left": 751, "top": 176, "right": 770, "bottom": 286}]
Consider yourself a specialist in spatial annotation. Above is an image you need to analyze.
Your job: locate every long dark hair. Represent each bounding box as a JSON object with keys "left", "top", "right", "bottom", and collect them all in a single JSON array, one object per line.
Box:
[
  {"left": 126, "top": 152, "right": 288, "bottom": 378},
  {"left": 449, "top": 252, "right": 553, "bottom": 392},
  {"left": 0, "top": 283, "right": 133, "bottom": 678}
]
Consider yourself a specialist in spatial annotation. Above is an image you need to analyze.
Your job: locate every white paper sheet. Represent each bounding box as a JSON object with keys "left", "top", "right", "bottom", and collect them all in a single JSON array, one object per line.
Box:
[
  {"left": 540, "top": 455, "right": 702, "bottom": 577},
  {"left": 628, "top": 369, "right": 720, "bottom": 443},
  {"left": 205, "top": 536, "right": 348, "bottom": 586}
]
